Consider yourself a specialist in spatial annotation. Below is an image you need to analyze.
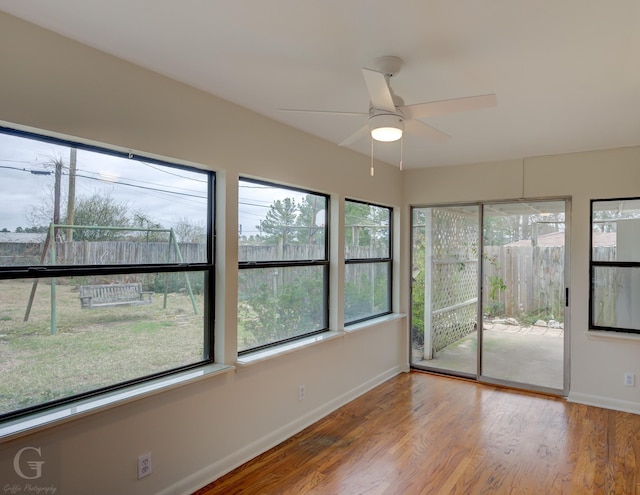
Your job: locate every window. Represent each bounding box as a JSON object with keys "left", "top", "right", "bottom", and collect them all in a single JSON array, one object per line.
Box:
[
  {"left": 0, "top": 126, "right": 215, "bottom": 421},
  {"left": 591, "top": 198, "right": 640, "bottom": 333},
  {"left": 344, "top": 200, "right": 392, "bottom": 325},
  {"left": 237, "top": 178, "right": 329, "bottom": 353}
]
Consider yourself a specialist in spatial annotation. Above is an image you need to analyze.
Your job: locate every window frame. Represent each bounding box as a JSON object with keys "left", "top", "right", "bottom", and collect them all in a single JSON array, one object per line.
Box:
[
  {"left": 590, "top": 196, "right": 640, "bottom": 334},
  {"left": 344, "top": 198, "right": 393, "bottom": 326},
  {"left": 237, "top": 177, "right": 330, "bottom": 355},
  {"left": 0, "top": 125, "right": 216, "bottom": 422}
]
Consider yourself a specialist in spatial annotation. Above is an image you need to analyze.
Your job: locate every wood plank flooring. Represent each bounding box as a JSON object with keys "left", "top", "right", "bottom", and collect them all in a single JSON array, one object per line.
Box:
[{"left": 193, "top": 371, "right": 640, "bottom": 494}]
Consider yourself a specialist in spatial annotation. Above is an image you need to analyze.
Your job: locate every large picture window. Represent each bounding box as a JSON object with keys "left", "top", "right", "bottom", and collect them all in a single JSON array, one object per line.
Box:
[
  {"left": 237, "top": 178, "right": 329, "bottom": 353},
  {"left": 344, "top": 200, "right": 392, "bottom": 325},
  {"left": 0, "top": 127, "right": 215, "bottom": 421},
  {"left": 591, "top": 198, "right": 640, "bottom": 332}
]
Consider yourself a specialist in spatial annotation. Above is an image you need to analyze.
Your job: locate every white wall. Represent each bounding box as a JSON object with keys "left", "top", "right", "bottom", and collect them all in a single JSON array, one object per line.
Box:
[
  {"left": 404, "top": 148, "right": 640, "bottom": 414},
  {"left": 0, "top": 12, "right": 407, "bottom": 495}
]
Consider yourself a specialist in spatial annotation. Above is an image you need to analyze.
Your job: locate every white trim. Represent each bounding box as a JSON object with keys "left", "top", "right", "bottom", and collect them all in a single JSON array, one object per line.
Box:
[
  {"left": 236, "top": 331, "right": 344, "bottom": 366},
  {"left": 343, "top": 313, "right": 406, "bottom": 334},
  {"left": 0, "top": 364, "right": 234, "bottom": 441},
  {"left": 586, "top": 330, "right": 640, "bottom": 342},
  {"left": 164, "top": 366, "right": 406, "bottom": 495},
  {"left": 568, "top": 391, "right": 640, "bottom": 415}
]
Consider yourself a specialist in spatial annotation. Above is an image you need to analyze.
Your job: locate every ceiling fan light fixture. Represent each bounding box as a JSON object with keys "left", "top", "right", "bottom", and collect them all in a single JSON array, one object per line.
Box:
[{"left": 369, "top": 114, "right": 404, "bottom": 142}]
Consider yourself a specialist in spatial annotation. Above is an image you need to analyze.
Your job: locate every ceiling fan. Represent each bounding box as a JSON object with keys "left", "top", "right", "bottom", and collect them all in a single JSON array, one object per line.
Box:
[{"left": 279, "top": 56, "right": 497, "bottom": 150}]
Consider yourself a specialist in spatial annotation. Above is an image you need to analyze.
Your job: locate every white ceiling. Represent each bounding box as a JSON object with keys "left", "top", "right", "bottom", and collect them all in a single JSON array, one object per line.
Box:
[{"left": 1, "top": 1, "right": 639, "bottom": 169}]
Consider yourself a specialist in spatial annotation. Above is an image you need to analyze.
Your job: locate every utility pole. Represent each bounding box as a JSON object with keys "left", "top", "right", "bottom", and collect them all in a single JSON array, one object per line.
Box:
[
  {"left": 53, "top": 158, "right": 62, "bottom": 243},
  {"left": 66, "top": 148, "right": 77, "bottom": 241}
]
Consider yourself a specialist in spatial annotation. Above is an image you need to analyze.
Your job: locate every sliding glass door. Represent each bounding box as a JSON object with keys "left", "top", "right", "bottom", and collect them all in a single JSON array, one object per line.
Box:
[
  {"left": 480, "top": 201, "right": 567, "bottom": 391},
  {"left": 411, "top": 200, "right": 569, "bottom": 394},
  {"left": 411, "top": 205, "right": 479, "bottom": 377}
]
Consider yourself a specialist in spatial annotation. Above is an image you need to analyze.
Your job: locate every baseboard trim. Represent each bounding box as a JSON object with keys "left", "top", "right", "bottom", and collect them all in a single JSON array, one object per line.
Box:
[
  {"left": 164, "top": 365, "right": 405, "bottom": 495},
  {"left": 568, "top": 392, "right": 640, "bottom": 415}
]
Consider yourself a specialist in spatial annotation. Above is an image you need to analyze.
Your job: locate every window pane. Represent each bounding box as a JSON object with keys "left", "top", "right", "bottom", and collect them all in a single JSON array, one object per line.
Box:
[
  {"left": 592, "top": 266, "right": 640, "bottom": 331},
  {"left": 592, "top": 199, "right": 640, "bottom": 262},
  {"left": 0, "top": 272, "right": 207, "bottom": 417},
  {"left": 0, "top": 131, "right": 209, "bottom": 267},
  {"left": 344, "top": 262, "right": 391, "bottom": 322},
  {"left": 345, "top": 201, "right": 390, "bottom": 258},
  {"left": 238, "top": 265, "right": 327, "bottom": 352},
  {"left": 238, "top": 180, "right": 327, "bottom": 262}
]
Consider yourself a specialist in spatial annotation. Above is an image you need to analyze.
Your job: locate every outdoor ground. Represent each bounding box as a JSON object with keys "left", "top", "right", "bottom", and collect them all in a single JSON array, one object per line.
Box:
[
  {"left": 413, "top": 322, "right": 565, "bottom": 390},
  {"left": 0, "top": 279, "right": 204, "bottom": 416}
]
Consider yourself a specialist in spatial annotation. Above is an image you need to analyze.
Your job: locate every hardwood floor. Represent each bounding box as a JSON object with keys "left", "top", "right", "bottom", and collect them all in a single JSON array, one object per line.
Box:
[{"left": 193, "top": 371, "right": 640, "bottom": 494}]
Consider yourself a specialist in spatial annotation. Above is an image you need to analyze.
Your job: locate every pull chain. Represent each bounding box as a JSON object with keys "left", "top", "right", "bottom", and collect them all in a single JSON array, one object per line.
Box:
[
  {"left": 370, "top": 136, "right": 375, "bottom": 177},
  {"left": 400, "top": 135, "right": 404, "bottom": 171}
]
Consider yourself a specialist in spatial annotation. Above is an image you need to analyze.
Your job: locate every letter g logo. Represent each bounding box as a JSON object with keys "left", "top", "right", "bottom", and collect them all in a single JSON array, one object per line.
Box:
[{"left": 13, "top": 446, "right": 45, "bottom": 480}]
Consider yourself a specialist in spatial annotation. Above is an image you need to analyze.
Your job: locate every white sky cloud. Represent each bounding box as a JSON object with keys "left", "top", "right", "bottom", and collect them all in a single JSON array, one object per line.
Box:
[{"left": 0, "top": 132, "right": 208, "bottom": 232}]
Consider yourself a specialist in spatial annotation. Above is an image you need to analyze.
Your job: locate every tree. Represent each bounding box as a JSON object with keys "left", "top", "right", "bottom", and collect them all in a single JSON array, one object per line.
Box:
[
  {"left": 70, "top": 193, "right": 132, "bottom": 241},
  {"left": 258, "top": 198, "right": 298, "bottom": 245},
  {"left": 345, "top": 201, "right": 372, "bottom": 247},
  {"left": 295, "top": 194, "right": 325, "bottom": 245},
  {"left": 173, "top": 217, "right": 205, "bottom": 243},
  {"left": 24, "top": 225, "right": 48, "bottom": 233}
]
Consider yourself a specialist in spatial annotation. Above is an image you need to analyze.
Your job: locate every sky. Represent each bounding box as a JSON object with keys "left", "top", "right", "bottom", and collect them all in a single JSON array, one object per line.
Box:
[
  {"left": 0, "top": 130, "right": 329, "bottom": 239},
  {"left": 0, "top": 131, "right": 209, "bottom": 233}
]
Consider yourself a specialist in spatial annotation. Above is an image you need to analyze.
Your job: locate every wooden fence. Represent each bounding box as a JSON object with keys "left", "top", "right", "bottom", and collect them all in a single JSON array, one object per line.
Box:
[
  {"left": 483, "top": 245, "right": 615, "bottom": 318},
  {"left": 0, "top": 241, "right": 206, "bottom": 265}
]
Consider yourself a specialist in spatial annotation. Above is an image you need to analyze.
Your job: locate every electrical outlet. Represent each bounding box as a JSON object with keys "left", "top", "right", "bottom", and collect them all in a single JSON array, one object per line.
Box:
[
  {"left": 624, "top": 372, "right": 635, "bottom": 387},
  {"left": 298, "top": 384, "right": 306, "bottom": 401},
  {"left": 137, "top": 453, "right": 152, "bottom": 479}
]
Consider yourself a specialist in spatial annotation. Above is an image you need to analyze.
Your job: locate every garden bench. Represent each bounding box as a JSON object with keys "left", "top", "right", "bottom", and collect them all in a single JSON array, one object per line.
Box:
[{"left": 79, "top": 283, "right": 153, "bottom": 309}]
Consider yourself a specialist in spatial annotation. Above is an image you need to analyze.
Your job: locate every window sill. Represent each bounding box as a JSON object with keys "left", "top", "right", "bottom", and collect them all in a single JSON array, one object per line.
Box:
[
  {"left": 0, "top": 363, "right": 234, "bottom": 441},
  {"left": 237, "top": 331, "right": 344, "bottom": 367},
  {"left": 344, "top": 313, "right": 406, "bottom": 334},
  {"left": 586, "top": 330, "right": 640, "bottom": 342}
]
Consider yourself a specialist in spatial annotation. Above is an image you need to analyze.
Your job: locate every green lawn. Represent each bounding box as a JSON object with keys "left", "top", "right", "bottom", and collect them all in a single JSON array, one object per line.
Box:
[{"left": 0, "top": 279, "right": 204, "bottom": 416}]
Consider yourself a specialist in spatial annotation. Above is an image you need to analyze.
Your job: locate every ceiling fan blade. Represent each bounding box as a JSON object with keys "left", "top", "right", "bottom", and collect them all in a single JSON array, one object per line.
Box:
[
  {"left": 278, "top": 108, "right": 367, "bottom": 117},
  {"left": 401, "top": 94, "right": 497, "bottom": 120},
  {"left": 339, "top": 125, "right": 369, "bottom": 146},
  {"left": 361, "top": 68, "right": 396, "bottom": 112},
  {"left": 404, "top": 119, "right": 451, "bottom": 143}
]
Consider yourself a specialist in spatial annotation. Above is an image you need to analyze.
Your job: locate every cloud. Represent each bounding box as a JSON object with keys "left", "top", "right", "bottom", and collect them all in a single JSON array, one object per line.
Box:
[{"left": 0, "top": 132, "right": 208, "bottom": 232}]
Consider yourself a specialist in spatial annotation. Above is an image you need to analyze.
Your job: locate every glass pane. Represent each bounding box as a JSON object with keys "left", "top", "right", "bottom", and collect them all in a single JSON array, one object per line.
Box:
[
  {"left": 593, "top": 266, "right": 640, "bottom": 330},
  {"left": 592, "top": 199, "right": 640, "bottom": 262},
  {"left": 411, "top": 206, "right": 479, "bottom": 375},
  {"left": 344, "top": 201, "right": 390, "bottom": 258},
  {"left": 238, "top": 179, "right": 327, "bottom": 262},
  {"left": 0, "top": 272, "right": 207, "bottom": 417},
  {"left": 482, "top": 200, "right": 566, "bottom": 390},
  {"left": 237, "top": 265, "right": 327, "bottom": 352},
  {"left": 0, "top": 131, "right": 209, "bottom": 267},
  {"left": 344, "top": 262, "right": 390, "bottom": 323}
]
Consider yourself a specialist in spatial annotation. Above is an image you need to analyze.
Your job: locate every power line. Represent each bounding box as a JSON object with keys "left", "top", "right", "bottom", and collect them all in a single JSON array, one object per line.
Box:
[
  {"left": 72, "top": 166, "right": 207, "bottom": 195},
  {"left": 139, "top": 160, "right": 208, "bottom": 183},
  {"left": 61, "top": 171, "right": 207, "bottom": 199},
  {"left": 0, "top": 164, "right": 53, "bottom": 175}
]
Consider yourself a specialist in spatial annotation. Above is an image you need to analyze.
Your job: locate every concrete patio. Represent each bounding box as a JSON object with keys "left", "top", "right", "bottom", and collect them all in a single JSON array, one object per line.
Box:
[{"left": 413, "top": 322, "right": 565, "bottom": 390}]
